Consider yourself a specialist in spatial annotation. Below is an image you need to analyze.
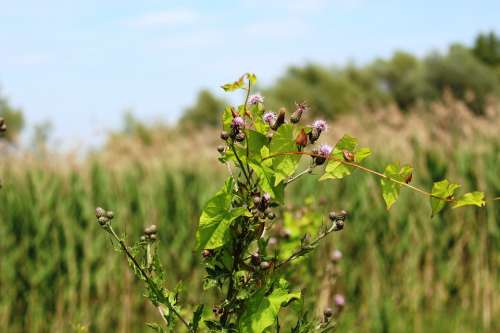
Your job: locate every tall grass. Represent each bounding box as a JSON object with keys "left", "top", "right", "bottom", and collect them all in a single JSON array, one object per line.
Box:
[{"left": 0, "top": 140, "right": 498, "bottom": 332}]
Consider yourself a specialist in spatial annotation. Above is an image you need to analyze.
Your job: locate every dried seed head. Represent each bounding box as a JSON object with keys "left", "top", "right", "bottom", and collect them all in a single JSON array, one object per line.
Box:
[
  {"left": 342, "top": 150, "right": 354, "bottom": 162},
  {"left": 95, "top": 207, "right": 106, "bottom": 218},
  {"left": 220, "top": 131, "right": 229, "bottom": 141}
]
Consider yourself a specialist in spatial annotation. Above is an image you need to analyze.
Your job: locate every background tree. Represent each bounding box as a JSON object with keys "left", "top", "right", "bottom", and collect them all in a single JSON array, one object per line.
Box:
[
  {"left": 179, "top": 89, "right": 226, "bottom": 128},
  {"left": 0, "top": 90, "right": 24, "bottom": 142}
]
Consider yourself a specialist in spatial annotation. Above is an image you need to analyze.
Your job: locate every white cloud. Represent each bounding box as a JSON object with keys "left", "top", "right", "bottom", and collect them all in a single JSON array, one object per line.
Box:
[{"left": 127, "top": 9, "right": 198, "bottom": 28}]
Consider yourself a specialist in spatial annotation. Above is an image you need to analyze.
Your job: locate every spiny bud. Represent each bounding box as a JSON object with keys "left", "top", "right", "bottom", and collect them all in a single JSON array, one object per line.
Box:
[
  {"left": 295, "top": 129, "right": 308, "bottom": 148},
  {"left": 217, "top": 145, "right": 225, "bottom": 154},
  {"left": 106, "top": 211, "right": 114, "bottom": 219},
  {"left": 220, "top": 131, "right": 229, "bottom": 141},
  {"left": 342, "top": 150, "right": 354, "bottom": 162},
  {"left": 271, "top": 108, "right": 286, "bottom": 130},
  {"left": 260, "top": 261, "right": 271, "bottom": 270},
  {"left": 405, "top": 172, "right": 413, "bottom": 184},
  {"left": 95, "top": 207, "right": 106, "bottom": 218},
  {"left": 291, "top": 102, "right": 308, "bottom": 123}
]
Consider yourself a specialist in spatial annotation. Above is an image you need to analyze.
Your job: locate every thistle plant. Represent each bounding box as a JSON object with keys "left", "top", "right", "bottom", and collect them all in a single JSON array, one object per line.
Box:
[{"left": 96, "top": 73, "right": 497, "bottom": 332}]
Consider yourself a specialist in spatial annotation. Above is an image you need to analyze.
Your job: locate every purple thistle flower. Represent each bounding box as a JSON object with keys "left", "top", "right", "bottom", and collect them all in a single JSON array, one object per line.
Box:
[
  {"left": 334, "top": 294, "right": 345, "bottom": 307},
  {"left": 262, "top": 112, "right": 277, "bottom": 125},
  {"left": 312, "top": 119, "right": 328, "bottom": 132},
  {"left": 232, "top": 116, "right": 245, "bottom": 128},
  {"left": 248, "top": 93, "right": 264, "bottom": 105},
  {"left": 319, "top": 144, "right": 333, "bottom": 157}
]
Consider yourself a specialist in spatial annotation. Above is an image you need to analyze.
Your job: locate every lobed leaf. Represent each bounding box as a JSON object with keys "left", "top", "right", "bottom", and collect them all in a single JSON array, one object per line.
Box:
[
  {"left": 430, "top": 179, "right": 461, "bottom": 216},
  {"left": 453, "top": 191, "right": 485, "bottom": 208},
  {"left": 380, "top": 163, "right": 413, "bottom": 209},
  {"left": 270, "top": 124, "right": 301, "bottom": 185}
]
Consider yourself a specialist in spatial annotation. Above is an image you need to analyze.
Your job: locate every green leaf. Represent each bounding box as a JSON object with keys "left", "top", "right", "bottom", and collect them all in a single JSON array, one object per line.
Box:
[
  {"left": 221, "top": 76, "right": 245, "bottom": 92},
  {"left": 247, "top": 130, "right": 268, "bottom": 159},
  {"left": 190, "top": 305, "right": 205, "bottom": 332},
  {"left": 380, "top": 163, "right": 413, "bottom": 209},
  {"left": 430, "top": 179, "right": 461, "bottom": 216},
  {"left": 319, "top": 135, "right": 357, "bottom": 181},
  {"left": 246, "top": 72, "right": 257, "bottom": 85},
  {"left": 195, "top": 178, "right": 250, "bottom": 250},
  {"left": 239, "top": 280, "right": 300, "bottom": 333},
  {"left": 249, "top": 160, "right": 285, "bottom": 202},
  {"left": 355, "top": 147, "right": 371, "bottom": 162},
  {"left": 270, "top": 124, "right": 301, "bottom": 185},
  {"left": 453, "top": 191, "right": 485, "bottom": 208},
  {"left": 222, "top": 106, "right": 233, "bottom": 132}
]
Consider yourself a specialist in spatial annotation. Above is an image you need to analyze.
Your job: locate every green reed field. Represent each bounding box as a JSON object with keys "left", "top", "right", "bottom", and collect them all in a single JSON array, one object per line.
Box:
[{"left": 0, "top": 126, "right": 498, "bottom": 332}]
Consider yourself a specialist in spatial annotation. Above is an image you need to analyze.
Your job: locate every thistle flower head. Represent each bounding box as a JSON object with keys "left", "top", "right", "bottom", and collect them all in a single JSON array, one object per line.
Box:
[
  {"left": 334, "top": 294, "right": 346, "bottom": 307},
  {"left": 312, "top": 119, "right": 328, "bottom": 132},
  {"left": 319, "top": 144, "right": 333, "bottom": 156},
  {"left": 262, "top": 192, "right": 271, "bottom": 202},
  {"left": 262, "top": 112, "right": 277, "bottom": 125},
  {"left": 248, "top": 93, "right": 264, "bottom": 105},
  {"left": 232, "top": 116, "right": 245, "bottom": 128}
]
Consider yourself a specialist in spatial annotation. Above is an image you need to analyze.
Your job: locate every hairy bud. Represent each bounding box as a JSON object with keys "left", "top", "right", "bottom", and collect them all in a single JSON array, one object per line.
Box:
[
  {"left": 217, "top": 145, "right": 225, "bottom": 154},
  {"left": 308, "top": 128, "right": 320, "bottom": 144},
  {"left": 271, "top": 108, "right": 286, "bottom": 130},
  {"left": 98, "top": 216, "right": 109, "bottom": 226},
  {"left": 220, "top": 131, "right": 229, "bottom": 141},
  {"left": 106, "top": 211, "right": 114, "bottom": 219},
  {"left": 144, "top": 224, "right": 157, "bottom": 235},
  {"left": 405, "top": 172, "right": 413, "bottom": 184},
  {"left": 260, "top": 261, "right": 271, "bottom": 270},
  {"left": 291, "top": 102, "right": 308, "bottom": 123},
  {"left": 323, "top": 307, "right": 333, "bottom": 319}
]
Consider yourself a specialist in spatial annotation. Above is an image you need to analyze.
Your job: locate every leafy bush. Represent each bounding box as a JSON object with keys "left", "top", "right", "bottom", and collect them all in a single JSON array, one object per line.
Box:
[
  {"left": 0, "top": 91, "right": 24, "bottom": 142},
  {"left": 180, "top": 90, "right": 227, "bottom": 128}
]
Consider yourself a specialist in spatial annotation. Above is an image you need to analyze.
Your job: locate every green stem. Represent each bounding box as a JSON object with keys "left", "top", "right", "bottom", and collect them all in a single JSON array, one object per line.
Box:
[
  {"left": 285, "top": 167, "right": 313, "bottom": 185},
  {"left": 107, "top": 226, "right": 192, "bottom": 331},
  {"left": 230, "top": 141, "right": 252, "bottom": 186}
]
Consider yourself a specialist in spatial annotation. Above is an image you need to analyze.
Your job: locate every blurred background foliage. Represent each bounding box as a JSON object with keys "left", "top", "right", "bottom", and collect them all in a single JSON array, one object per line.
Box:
[{"left": 0, "top": 32, "right": 499, "bottom": 333}]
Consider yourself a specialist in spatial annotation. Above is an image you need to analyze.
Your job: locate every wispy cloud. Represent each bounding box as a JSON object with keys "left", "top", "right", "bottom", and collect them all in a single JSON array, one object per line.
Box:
[{"left": 127, "top": 9, "right": 198, "bottom": 28}]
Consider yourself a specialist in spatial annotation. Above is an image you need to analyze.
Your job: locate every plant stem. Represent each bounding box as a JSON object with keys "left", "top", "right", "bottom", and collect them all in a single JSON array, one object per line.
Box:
[
  {"left": 107, "top": 226, "right": 191, "bottom": 331},
  {"left": 230, "top": 141, "right": 252, "bottom": 186},
  {"left": 286, "top": 167, "right": 313, "bottom": 185}
]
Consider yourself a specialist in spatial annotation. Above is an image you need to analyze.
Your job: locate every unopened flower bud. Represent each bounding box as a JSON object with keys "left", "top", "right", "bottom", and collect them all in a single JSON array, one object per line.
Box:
[
  {"left": 98, "top": 216, "right": 109, "bottom": 225},
  {"left": 260, "top": 261, "right": 271, "bottom": 270},
  {"left": 342, "top": 150, "right": 354, "bottom": 162},
  {"left": 235, "top": 131, "right": 245, "bottom": 142},
  {"left": 251, "top": 252, "right": 261, "bottom": 265},
  {"left": 337, "top": 210, "right": 347, "bottom": 220},
  {"left": 140, "top": 235, "right": 147, "bottom": 241},
  {"left": 106, "top": 211, "right": 114, "bottom": 219},
  {"left": 308, "top": 128, "right": 320, "bottom": 144},
  {"left": 291, "top": 102, "right": 308, "bottom": 123},
  {"left": 253, "top": 196, "right": 261, "bottom": 206},
  {"left": 220, "top": 131, "right": 229, "bottom": 141},
  {"left": 295, "top": 129, "right": 308, "bottom": 148},
  {"left": 330, "top": 249, "right": 343, "bottom": 263},
  {"left": 334, "top": 294, "right": 346, "bottom": 308},
  {"left": 0, "top": 118, "right": 6, "bottom": 132},
  {"left": 232, "top": 116, "right": 245, "bottom": 129},
  {"left": 217, "top": 145, "right": 225, "bottom": 154},
  {"left": 202, "top": 249, "right": 213, "bottom": 258},
  {"left": 144, "top": 224, "right": 157, "bottom": 235},
  {"left": 268, "top": 237, "right": 278, "bottom": 246},
  {"left": 334, "top": 219, "right": 344, "bottom": 230},
  {"left": 271, "top": 108, "right": 286, "bottom": 130},
  {"left": 267, "top": 211, "right": 276, "bottom": 220},
  {"left": 149, "top": 234, "right": 157, "bottom": 241},
  {"left": 323, "top": 307, "right": 333, "bottom": 318},
  {"left": 95, "top": 207, "right": 106, "bottom": 218},
  {"left": 328, "top": 211, "right": 337, "bottom": 221}
]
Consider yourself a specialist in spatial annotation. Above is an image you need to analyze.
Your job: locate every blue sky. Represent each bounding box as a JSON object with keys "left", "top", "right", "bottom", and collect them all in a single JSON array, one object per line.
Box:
[{"left": 1, "top": 0, "right": 499, "bottom": 148}]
